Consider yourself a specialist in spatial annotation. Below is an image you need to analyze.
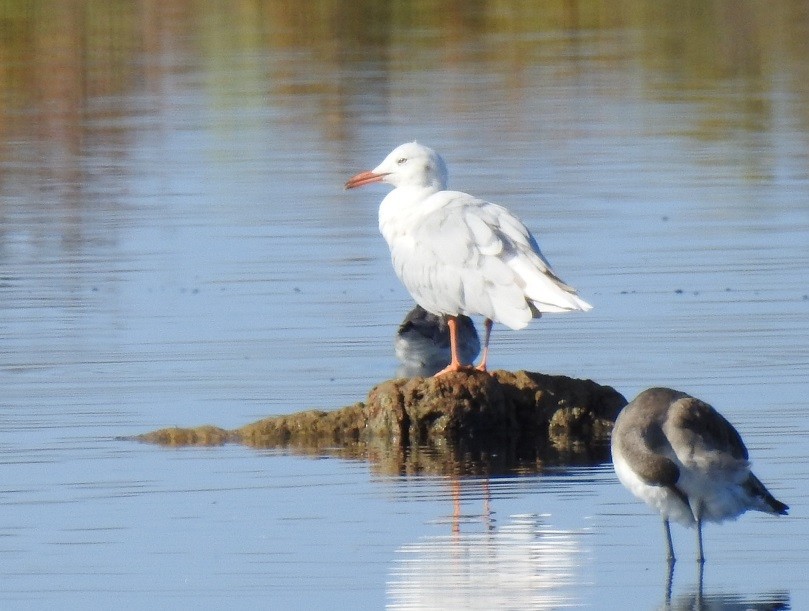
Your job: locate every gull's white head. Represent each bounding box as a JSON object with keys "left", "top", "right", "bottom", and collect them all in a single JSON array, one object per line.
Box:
[{"left": 345, "top": 142, "right": 448, "bottom": 192}]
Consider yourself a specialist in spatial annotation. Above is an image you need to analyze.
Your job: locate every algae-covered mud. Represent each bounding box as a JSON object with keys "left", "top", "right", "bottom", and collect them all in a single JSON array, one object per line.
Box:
[{"left": 135, "top": 370, "right": 626, "bottom": 475}]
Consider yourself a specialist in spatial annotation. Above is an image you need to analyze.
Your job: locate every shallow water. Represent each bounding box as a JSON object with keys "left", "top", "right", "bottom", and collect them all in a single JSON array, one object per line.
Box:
[{"left": 1, "top": 1, "right": 808, "bottom": 608}]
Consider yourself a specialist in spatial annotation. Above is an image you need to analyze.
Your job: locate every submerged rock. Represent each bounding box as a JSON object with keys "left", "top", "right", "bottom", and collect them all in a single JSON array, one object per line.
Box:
[{"left": 133, "top": 370, "right": 626, "bottom": 475}]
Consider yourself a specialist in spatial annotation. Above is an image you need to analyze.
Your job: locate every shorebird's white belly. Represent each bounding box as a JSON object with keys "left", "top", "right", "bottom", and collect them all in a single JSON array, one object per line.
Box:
[
  {"left": 612, "top": 451, "right": 696, "bottom": 526},
  {"left": 673, "top": 466, "right": 751, "bottom": 524}
]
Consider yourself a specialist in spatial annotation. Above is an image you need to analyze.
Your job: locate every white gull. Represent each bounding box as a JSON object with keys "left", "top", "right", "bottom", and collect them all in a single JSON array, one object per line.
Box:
[{"left": 346, "top": 141, "right": 592, "bottom": 375}]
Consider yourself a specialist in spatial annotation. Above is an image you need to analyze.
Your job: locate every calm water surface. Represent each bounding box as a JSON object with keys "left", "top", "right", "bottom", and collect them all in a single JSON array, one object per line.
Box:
[{"left": 1, "top": 2, "right": 808, "bottom": 609}]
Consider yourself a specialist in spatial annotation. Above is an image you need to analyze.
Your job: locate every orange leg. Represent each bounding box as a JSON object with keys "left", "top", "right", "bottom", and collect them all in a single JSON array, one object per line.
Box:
[
  {"left": 434, "top": 316, "right": 466, "bottom": 376},
  {"left": 452, "top": 478, "right": 461, "bottom": 536},
  {"left": 475, "top": 318, "right": 493, "bottom": 372}
]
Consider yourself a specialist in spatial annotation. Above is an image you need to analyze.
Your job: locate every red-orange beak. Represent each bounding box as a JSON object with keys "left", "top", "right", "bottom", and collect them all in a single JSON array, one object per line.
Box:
[{"left": 344, "top": 170, "right": 388, "bottom": 190}]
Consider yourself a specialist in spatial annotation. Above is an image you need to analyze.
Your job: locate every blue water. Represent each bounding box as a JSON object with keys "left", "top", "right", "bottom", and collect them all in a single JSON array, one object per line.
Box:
[{"left": 1, "top": 4, "right": 808, "bottom": 609}]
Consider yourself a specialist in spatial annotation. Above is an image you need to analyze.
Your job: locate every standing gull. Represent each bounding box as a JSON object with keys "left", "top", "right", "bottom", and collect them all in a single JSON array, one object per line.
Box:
[
  {"left": 345, "top": 142, "right": 592, "bottom": 376},
  {"left": 611, "top": 387, "right": 788, "bottom": 563}
]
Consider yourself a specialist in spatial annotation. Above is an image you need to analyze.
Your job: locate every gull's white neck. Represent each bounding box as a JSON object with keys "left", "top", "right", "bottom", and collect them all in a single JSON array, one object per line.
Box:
[{"left": 378, "top": 184, "right": 443, "bottom": 245}]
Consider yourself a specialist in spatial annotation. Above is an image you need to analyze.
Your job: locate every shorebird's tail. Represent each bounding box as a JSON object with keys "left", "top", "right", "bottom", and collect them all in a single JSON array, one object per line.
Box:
[{"left": 746, "top": 473, "right": 788, "bottom": 515}]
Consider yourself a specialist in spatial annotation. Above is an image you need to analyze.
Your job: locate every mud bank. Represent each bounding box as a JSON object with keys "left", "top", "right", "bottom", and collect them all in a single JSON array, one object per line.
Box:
[{"left": 135, "top": 370, "right": 626, "bottom": 474}]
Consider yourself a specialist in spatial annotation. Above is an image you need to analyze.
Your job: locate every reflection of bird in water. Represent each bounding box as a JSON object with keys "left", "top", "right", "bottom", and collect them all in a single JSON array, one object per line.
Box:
[
  {"left": 395, "top": 305, "right": 480, "bottom": 377},
  {"left": 612, "top": 387, "right": 788, "bottom": 564},
  {"left": 387, "top": 509, "right": 583, "bottom": 610},
  {"left": 665, "top": 588, "right": 789, "bottom": 611},
  {"left": 345, "top": 142, "right": 592, "bottom": 376}
]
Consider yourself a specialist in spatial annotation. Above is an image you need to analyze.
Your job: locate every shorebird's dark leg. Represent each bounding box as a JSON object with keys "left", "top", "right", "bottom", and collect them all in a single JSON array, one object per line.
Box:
[
  {"left": 687, "top": 500, "right": 705, "bottom": 564},
  {"left": 663, "top": 518, "right": 676, "bottom": 564}
]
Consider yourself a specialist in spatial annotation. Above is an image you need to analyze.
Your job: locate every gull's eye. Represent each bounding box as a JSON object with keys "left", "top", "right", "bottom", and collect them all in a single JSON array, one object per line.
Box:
[{"left": 396, "top": 157, "right": 407, "bottom": 165}]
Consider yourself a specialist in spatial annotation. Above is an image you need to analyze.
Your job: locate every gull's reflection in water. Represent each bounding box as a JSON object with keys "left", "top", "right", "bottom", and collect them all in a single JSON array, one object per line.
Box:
[
  {"left": 395, "top": 305, "right": 480, "bottom": 377},
  {"left": 387, "top": 481, "right": 583, "bottom": 610},
  {"left": 664, "top": 564, "right": 789, "bottom": 611}
]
